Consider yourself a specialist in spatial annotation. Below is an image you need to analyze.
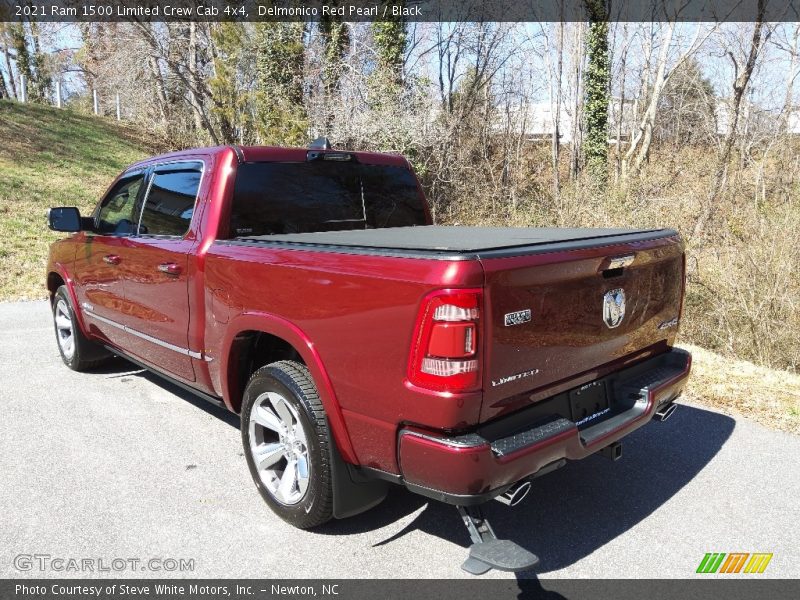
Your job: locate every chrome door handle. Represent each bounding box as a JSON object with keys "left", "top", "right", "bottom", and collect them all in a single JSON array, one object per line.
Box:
[
  {"left": 103, "top": 254, "right": 121, "bottom": 265},
  {"left": 157, "top": 263, "right": 182, "bottom": 276}
]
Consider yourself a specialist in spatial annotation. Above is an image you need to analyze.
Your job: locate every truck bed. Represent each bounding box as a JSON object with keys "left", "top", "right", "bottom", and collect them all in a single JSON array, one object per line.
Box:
[{"left": 235, "top": 226, "right": 676, "bottom": 259}]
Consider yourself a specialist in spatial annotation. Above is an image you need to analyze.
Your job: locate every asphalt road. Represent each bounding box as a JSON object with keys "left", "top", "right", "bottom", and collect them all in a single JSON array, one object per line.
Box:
[{"left": 1, "top": 300, "right": 798, "bottom": 580}]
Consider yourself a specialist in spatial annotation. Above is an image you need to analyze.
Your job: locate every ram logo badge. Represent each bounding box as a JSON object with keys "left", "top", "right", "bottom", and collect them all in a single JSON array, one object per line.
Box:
[
  {"left": 602, "top": 288, "right": 626, "bottom": 329},
  {"left": 504, "top": 309, "right": 532, "bottom": 327}
]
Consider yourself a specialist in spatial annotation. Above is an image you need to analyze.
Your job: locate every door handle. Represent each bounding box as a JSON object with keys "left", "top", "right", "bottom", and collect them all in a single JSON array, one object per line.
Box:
[
  {"left": 103, "top": 254, "right": 121, "bottom": 265},
  {"left": 157, "top": 263, "right": 182, "bottom": 276}
]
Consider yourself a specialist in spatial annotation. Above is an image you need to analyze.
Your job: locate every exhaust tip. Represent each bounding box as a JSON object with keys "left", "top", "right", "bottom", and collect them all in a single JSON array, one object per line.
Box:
[
  {"left": 655, "top": 402, "right": 677, "bottom": 422},
  {"left": 495, "top": 481, "right": 532, "bottom": 507}
]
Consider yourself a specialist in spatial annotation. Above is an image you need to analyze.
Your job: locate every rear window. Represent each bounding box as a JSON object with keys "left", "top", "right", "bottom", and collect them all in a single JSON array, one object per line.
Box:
[{"left": 229, "top": 161, "right": 428, "bottom": 237}]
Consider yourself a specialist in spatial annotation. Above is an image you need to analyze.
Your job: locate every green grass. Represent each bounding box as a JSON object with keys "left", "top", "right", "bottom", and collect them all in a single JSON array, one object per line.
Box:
[{"left": 0, "top": 100, "right": 162, "bottom": 300}]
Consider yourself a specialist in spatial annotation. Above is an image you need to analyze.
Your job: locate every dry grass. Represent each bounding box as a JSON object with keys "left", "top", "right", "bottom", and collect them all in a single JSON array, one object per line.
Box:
[
  {"left": 0, "top": 100, "right": 159, "bottom": 300},
  {"left": 679, "top": 343, "right": 800, "bottom": 435},
  {"left": 438, "top": 144, "right": 800, "bottom": 374}
]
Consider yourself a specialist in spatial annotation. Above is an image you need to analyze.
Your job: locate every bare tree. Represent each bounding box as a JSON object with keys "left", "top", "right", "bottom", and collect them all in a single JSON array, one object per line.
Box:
[
  {"left": 568, "top": 21, "right": 585, "bottom": 180},
  {"left": 622, "top": 20, "right": 714, "bottom": 177},
  {"left": 540, "top": 22, "right": 564, "bottom": 198},
  {"left": 694, "top": 9, "right": 771, "bottom": 237}
]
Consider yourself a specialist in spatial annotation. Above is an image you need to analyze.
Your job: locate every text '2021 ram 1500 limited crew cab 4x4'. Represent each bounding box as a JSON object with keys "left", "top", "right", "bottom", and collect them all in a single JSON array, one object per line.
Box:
[{"left": 46, "top": 142, "right": 691, "bottom": 574}]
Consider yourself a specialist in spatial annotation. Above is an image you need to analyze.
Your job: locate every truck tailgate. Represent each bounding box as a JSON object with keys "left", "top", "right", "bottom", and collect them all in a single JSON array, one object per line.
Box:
[{"left": 480, "top": 232, "right": 684, "bottom": 422}]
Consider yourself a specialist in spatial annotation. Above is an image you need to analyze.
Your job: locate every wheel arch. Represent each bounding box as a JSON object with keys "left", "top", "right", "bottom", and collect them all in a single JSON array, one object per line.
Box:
[
  {"left": 47, "top": 264, "right": 90, "bottom": 337},
  {"left": 221, "top": 312, "right": 357, "bottom": 464}
]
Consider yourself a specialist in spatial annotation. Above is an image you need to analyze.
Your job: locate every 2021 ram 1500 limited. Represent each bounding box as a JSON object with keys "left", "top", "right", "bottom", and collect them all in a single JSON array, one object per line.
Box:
[{"left": 46, "top": 143, "right": 690, "bottom": 574}]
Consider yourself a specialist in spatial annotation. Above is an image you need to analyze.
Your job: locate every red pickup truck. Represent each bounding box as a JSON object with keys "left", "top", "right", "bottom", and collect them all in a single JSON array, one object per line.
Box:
[{"left": 47, "top": 142, "right": 690, "bottom": 574}]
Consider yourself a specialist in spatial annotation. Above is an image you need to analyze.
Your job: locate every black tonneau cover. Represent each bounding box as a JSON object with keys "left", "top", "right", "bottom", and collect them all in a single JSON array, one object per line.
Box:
[{"left": 233, "top": 226, "right": 675, "bottom": 259}]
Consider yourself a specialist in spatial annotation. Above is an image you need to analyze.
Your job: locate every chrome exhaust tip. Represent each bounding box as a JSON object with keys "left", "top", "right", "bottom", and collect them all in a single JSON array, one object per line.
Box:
[
  {"left": 655, "top": 402, "right": 677, "bottom": 422},
  {"left": 495, "top": 481, "right": 532, "bottom": 507}
]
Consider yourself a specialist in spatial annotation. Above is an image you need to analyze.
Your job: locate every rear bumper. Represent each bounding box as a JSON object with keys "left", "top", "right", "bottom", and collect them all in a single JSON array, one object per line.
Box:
[{"left": 397, "top": 348, "right": 691, "bottom": 505}]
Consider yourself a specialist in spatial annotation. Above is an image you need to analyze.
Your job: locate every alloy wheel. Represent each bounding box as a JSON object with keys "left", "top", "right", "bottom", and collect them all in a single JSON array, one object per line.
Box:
[{"left": 248, "top": 391, "right": 311, "bottom": 505}]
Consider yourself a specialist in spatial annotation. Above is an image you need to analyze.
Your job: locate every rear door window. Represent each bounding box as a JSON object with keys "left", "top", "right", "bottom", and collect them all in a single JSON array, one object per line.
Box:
[
  {"left": 138, "top": 165, "right": 202, "bottom": 237},
  {"left": 95, "top": 174, "right": 145, "bottom": 235}
]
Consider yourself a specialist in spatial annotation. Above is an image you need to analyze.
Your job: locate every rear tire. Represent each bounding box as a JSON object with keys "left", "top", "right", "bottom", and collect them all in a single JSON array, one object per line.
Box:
[
  {"left": 241, "top": 360, "right": 334, "bottom": 529},
  {"left": 52, "top": 286, "right": 110, "bottom": 371}
]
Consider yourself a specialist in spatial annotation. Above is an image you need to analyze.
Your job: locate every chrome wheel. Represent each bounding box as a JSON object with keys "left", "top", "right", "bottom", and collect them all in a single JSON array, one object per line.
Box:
[
  {"left": 248, "top": 391, "right": 310, "bottom": 505},
  {"left": 54, "top": 299, "right": 75, "bottom": 360}
]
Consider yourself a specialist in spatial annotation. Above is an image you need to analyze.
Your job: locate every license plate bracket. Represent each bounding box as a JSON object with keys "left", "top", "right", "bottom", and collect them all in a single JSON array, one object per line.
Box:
[{"left": 569, "top": 381, "right": 610, "bottom": 427}]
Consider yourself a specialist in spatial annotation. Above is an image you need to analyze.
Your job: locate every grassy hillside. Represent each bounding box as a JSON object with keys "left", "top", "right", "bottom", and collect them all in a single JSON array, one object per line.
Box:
[{"left": 0, "top": 100, "right": 160, "bottom": 300}]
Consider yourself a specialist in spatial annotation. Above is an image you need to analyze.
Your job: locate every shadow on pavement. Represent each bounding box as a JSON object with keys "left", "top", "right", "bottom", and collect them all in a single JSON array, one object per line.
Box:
[
  {"left": 98, "top": 356, "right": 241, "bottom": 429},
  {"left": 101, "top": 357, "right": 734, "bottom": 576},
  {"left": 319, "top": 404, "right": 734, "bottom": 576}
]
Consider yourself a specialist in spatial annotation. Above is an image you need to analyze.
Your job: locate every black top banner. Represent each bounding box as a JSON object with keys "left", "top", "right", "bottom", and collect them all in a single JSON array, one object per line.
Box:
[{"left": 1, "top": 0, "right": 799, "bottom": 23}]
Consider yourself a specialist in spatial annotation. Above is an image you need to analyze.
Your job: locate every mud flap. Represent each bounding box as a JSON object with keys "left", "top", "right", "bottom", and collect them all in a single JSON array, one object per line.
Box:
[{"left": 330, "top": 436, "right": 388, "bottom": 519}]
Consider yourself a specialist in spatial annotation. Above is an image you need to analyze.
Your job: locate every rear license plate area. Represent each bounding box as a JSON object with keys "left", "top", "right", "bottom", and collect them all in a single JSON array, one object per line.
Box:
[{"left": 569, "top": 381, "right": 610, "bottom": 427}]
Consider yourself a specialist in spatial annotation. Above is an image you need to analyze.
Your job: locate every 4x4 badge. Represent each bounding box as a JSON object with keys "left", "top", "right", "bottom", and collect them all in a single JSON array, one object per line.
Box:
[{"left": 603, "top": 288, "right": 626, "bottom": 329}]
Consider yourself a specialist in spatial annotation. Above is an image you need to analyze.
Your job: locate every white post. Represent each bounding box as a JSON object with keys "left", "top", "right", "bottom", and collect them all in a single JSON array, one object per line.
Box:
[
  {"left": 93, "top": 89, "right": 98, "bottom": 115},
  {"left": 116, "top": 93, "right": 121, "bottom": 120},
  {"left": 55, "top": 81, "right": 62, "bottom": 108},
  {"left": 19, "top": 75, "right": 26, "bottom": 103}
]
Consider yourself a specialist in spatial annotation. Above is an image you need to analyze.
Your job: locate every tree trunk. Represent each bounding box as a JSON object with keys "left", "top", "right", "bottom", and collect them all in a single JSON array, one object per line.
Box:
[
  {"left": 583, "top": 2, "right": 610, "bottom": 182},
  {"left": 544, "top": 22, "right": 563, "bottom": 199},
  {"left": 569, "top": 22, "right": 584, "bottom": 180},
  {"left": 614, "top": 23, "right": 630, "bottom": 182},
  {"left": 693, "top": 12, "right": 768, "bottom": 238},
  {"left": 188, "top": 22, "right": 204, "bottom": 133},
  {"left": 148, "top": 56, "right": 169, "bottom": 122},
  {"left": 1, "top": 33, "right": 16, "bottom": 99},
  {"left": 622, "top": 21, "right": 675, "bottom": 177},
  {"left": 781, "top": 24, "right": 799, "bottom": 134}
]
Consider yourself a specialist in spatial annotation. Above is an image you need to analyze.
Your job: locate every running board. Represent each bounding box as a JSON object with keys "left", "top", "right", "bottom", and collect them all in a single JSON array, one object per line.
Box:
[{"left": 457, "top": 506, "right": 539, "bottom": 575}]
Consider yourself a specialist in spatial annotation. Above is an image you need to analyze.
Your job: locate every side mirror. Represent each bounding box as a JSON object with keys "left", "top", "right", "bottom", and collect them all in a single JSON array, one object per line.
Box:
[{"left": 48, "top": 207, "right": 82, "bottom": 232}]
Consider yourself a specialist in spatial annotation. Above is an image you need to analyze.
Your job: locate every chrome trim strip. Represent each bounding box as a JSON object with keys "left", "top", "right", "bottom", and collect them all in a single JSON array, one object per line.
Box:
[
  {"left": 84, "top": 309, "right": 203, "bottom": 360},
  {"left": 398, "top": 429, "right": 487, "bottom": 448}
]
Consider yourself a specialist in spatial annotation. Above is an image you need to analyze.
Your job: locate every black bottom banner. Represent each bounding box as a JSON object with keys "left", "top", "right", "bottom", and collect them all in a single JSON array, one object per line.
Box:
[{"left": 2, "top": 579, "right": 799, "bottom": 600}]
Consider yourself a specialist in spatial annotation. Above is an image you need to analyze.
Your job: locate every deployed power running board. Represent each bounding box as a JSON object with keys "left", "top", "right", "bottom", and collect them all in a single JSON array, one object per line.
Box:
[{"left": 457, "top": 505, "right": 539, "bottom": 575}]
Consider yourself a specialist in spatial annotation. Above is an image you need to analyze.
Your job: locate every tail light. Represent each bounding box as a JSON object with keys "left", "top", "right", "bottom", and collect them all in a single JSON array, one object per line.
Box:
[{"left": 408, "top": 289, "right": 482, "bottom": 393}]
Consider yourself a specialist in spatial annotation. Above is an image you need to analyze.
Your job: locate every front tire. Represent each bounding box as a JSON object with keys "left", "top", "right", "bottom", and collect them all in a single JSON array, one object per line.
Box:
[
  {"left": 241, "top": 360, "right": 334, "bottom": 529},
  {"left": 52, "top": 286, "right": 110, "bottom": 371}
]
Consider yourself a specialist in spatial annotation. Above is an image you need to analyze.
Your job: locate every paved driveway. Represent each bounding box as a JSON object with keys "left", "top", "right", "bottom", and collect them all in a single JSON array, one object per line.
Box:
[{"left": 1, "top": 301, "right": 798, "bottom": 579}]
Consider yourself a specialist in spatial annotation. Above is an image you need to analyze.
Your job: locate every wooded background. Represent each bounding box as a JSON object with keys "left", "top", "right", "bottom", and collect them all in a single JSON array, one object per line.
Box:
[{"left": 1, "top": 10, "right": 799, "bottom": 373}]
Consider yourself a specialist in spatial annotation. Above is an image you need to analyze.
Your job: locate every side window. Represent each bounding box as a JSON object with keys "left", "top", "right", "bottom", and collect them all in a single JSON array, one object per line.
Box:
[
  {"left": 139, "top": 168, "right": 202, "bottom": 237},
  {"left": 95, "top": 174, "right": 144, "bottom": 235}
]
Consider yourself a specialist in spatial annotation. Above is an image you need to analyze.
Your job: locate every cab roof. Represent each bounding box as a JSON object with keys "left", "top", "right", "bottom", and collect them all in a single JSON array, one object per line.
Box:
[{"left": 128, "top": 145, "right": 410, "bottom": 170}]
